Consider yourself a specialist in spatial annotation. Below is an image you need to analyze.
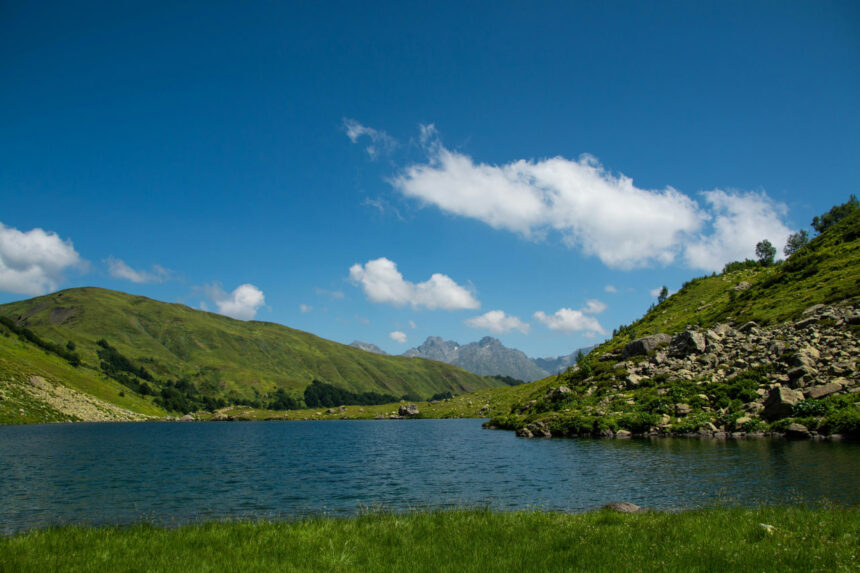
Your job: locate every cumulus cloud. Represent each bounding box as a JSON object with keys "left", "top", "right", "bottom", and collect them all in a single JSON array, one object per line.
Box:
[
  {"left": 684, "top": 190, "right": 793, "bottom": 272},
  {"left": 534, "top": 299, "right": 607, "bottom": 335},
  {"left": 465, "top": 310, "right": 530, "bottom": 334},
  {"left": 299, "top": 304, "right": 313, "bottom": 313},
  {"left": 344, "top": 118, "right": 398, "bottom": 159},
  {"left": 389, "top": 330, "right": 407, "bottom": 343},
  {"left": 0, "top": 222, "right": 82, "bottom": 295},
  {"left": 604, "top": 285, "right": 618, "bottom": 293},
  {"left": 386, "top": 127, "right": 793, "bottom": 271},
  {"left": 106, "top": 257, "right": 171, "bottom": 284},
  {"left": 205, "top": 283, "right": 266, "bottom": 320},
  {"left": 348, "top": 257, "right": 480, "bottom": 310}
]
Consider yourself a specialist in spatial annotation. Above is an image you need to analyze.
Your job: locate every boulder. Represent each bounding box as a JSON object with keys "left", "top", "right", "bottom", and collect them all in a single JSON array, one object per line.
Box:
[
  {"left": 763, "top": 385, "right": 804, "bottom": 420},
  {"left": 807, "top": 382, "right": 843, "bottom": 400},
  {"left": 398, "top": 404, "right": 419, "bottom": 417},
  {"left": 179, "top": 414, "right": 195, "bottom": 422},
  {"left": 733, "top": 281, "right": 752, "bottom": 291},
  {"left": 738, "top": 321, "right": 759, "bottom": 333},
  {"left": 603, "top": 502, "right": 641, "bottom": 513},
  {"left": 622, "top": 334, "right": 671, "bottom": 358},
  {"left": 669, "top": 330, "right": 707, "bottom": 356},
  {"left": 549, "top": 386, "right": 572, "bottom": 402},
  {"left": 615, "top": 429, "right": 632, "bottom": 438},
  {"left": 785, "top": 423, "right": 811, "bottom": 440}
]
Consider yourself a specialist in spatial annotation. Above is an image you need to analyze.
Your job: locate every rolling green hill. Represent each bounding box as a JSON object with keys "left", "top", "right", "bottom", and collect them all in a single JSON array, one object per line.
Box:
[{"left": 0, "top": 287, "right": 502, "bottom": 422}]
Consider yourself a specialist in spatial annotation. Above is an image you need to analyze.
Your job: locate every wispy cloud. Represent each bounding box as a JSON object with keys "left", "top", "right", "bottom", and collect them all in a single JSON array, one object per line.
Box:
[
  {"left": 465, "top": 310, "right": 530, "bottom": 334},
  {"left": 314, "top": 287, "right": 344, "bottom": 299},
  {"left": 604, "top": 284, "right": 618, "bottom": 293},
  {"left": 106, "top": 257, "right": 172, "bottom": 284},
  {"left": 299, "top": 304, "right": 313, "bottom": 313},
  {"left": 0, "top": 222, "right": 83, "bottom": 295},
  {"left": 343, "top": 118, "right": 398, "bottom": 159},
  {"left": 349, "top": 257, "right": 479, "bottom": 311}
]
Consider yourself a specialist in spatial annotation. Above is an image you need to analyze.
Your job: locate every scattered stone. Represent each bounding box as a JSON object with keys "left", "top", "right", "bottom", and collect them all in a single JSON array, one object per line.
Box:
[
  {"left": 808, "top": 382, "right": 843, "bottom": 400},
  {"left": 674, "top": 403, "right": 692, "bottom": 416},
  {"left": 622, "top": 334, "right": 671, "bottom": 358},
  {"left": 398, "top": 404, "right": 419, "bottom": 417},
  {"left": 763, "top": 385, "right": 804, "bottom": 420},
  {"left": 785, "top": 423, "right": 811, "bottom": 439},
  {"left": 179, "top": 414, "right": 195, "bottom": 422},
  {"left": 603, "top": 502, "right": 641, "bottom": 513},
  {"left": 669, "top": 330, "right": 707, "bottom": 356},
  {"left": 615, "top": 429, "right": 632, "bottom": 438},
  {"left": 733, "top": 281, "right": 752, "bottom": 291},
  {"left": 549, "top": 386, "right": 572, "bottom": 402},
  {"left": 738, "top": 321, "right": 759, "bottom": 333}
]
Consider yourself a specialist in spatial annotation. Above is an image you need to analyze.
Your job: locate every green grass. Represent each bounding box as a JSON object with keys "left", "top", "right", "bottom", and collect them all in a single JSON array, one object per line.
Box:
[{"left": 2, "top": 507, "right": 857, "bottom": 572}]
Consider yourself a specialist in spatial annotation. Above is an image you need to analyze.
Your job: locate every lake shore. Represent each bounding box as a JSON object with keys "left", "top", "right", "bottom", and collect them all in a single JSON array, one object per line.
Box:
[{"left": 2, "top": 507, "right": 857, "bottom": 572}]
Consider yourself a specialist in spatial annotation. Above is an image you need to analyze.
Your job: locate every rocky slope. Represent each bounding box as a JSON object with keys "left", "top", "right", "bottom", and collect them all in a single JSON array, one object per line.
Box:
[
  {"left": 349, "top": 341, "right": 388, "bottom": 355},
  {"left": 494, "top": 300, "right": 859, "bottom": 440}
]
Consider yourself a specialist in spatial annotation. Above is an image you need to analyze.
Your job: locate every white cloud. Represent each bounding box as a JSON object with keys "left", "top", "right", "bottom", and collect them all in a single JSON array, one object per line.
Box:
[
  {"left": 299, "top": 304, "right": 313, "bottom": 313},
  {"left": 604, "top": 285, "right": 618, "bottom": 293},
  {"left": 362, "top": 197, "right": 405, "bottom": 221},
  {"left": 205, "top": 283, "right": 266, "bottom": 320},
  {"left": 388, "top": 127, "right": 793, "bottom": 271},
  {"left": 0, "top": 222, "right": 82, "bottom": 295},
  {"left": 408, "top": 320, "right": 417, "bottom": 329},
  {"left": 534, "top": 299, "right": 607, "bottom": 335},
  {"left": 465, "top": 310, "right": 530, "bottom": 334},
  {"left": 106, "top": 257, "right": 171, "bottom": 284},
  {"left": 348, "top": 257, "right": 480, "bottom": 310},
  {"left": 684, "top": 190, "right": 794, "bottom": 271},
  {"left": 389, "top": 330, "right": 407, "bottom": 343},
  {"left": 343, "top": 118, "right": 397, "bottom": 159},
  {"left": 649, "top": 287, "right": 664, "bottom": 297}
]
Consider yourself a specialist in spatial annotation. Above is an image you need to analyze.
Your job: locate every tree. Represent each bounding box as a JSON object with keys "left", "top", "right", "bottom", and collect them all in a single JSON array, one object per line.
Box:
[
  {"left": 783, "top": 230, "right": 809, "bottom": 257},
  {"left": 657, "top": 286, "right": 669, "bottom": 304},
  {"left": 811, "top": 194, "right": 859, "bottom": 234},
  {"left": 755, "top": 239, "right": 776, "bottom": 266}
]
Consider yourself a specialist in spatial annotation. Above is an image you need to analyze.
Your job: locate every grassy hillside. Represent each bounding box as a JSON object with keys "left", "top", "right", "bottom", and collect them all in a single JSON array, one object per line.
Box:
[
  {"left": 0, "top": 288, "right": 501, "bottom": 420},
  {"left": 488, "top": 205, "right": 860, "bottom": 439}
]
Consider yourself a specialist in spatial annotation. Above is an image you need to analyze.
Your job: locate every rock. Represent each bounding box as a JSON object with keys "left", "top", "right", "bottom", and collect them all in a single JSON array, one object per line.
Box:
[
  {"left": 549, "top": 386, "right": 572, "bottom": 402},
  {"left": 733, "top": 281, "right": 752, "bottom": 291},
  {"left": 179, "top": 414, "right": 195, "bottom": 422},
  {"left": 794, "top": 317, "right": 817, "bottom": 329},
  {"left": 622, "top": 334, "right": 671, "bottom": 358},
  {"left": 808, "top": 382, "right": 843, "bottom": 400},
  {"left": 763, "top": 385, "right": 804, "bottom": 420},
  {"left": 669, "top": 330, "right": 707, "bottom": 356},
  {"left": 615, "top": 429, "right": 632, "bottom": 438},
  {"left": 674, "top": 403, "right": 692, "bottom": 416},
  {"left": 735, "top": 415, "right": 751, "bottom": 426},
  {"left": 658, "top": 414, "right": 671, "bottom": 425},
  {"left": 738, "top": 321, "right": 759, "bottom": 333},
  {"left": 519, "top": 400, "right": 537, "bottom": 413},
  {"left": 398, "top": 404, "right": 419, "bottom": 417},
  {"left": 785, "top": 423, "right": 811, "bottom": 439},
  {"left": 326, "top": 408, "right": 337, "bottom": 414},
  {"left": 802, "top": 304, "right": 825, "bottom": 316},
  {"left": 374, "top": 414, "right": 386, "bottom": 420},
  {"left": 603, "top": 502, "right": 641, "bottom": 513},
  {"left": 516, "top": 427, "right": 534, "bottom": 438}
]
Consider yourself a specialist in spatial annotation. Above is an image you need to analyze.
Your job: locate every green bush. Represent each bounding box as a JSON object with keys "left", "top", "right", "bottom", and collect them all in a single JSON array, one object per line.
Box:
[
  {"left": 616, "top": 412, "right": 658, "bottom": 433},
  {"left": 821, "top": 408, "right": 860, "bottom": 438}
]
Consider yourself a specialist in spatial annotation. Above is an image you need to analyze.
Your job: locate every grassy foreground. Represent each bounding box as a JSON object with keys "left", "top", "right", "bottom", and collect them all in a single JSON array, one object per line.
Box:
[{"left": 2, "top": 508, "right": 857, "bottom": 572}]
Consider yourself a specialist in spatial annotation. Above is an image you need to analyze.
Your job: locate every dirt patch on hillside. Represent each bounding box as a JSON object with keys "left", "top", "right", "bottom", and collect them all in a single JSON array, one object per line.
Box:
[{"left": 20, "top": 376, "right": 150, "bottom": 422}]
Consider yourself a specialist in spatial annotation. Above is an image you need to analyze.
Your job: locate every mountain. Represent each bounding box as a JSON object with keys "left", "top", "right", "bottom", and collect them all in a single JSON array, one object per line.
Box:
[
  {"left": 349, "top": 341, "right": 388, "bottom": 355},
  {"left": 0, "top": 287, "right": 504, "bottom": 422},
  {"left": 402, "top": 336, "right": 591, "bottom": 382},
  {"left": 533, "top": 345, "right": 599, "bottom": 375},
  {"left": 489, "top": 203, "right": 860, "bottom": 439}
]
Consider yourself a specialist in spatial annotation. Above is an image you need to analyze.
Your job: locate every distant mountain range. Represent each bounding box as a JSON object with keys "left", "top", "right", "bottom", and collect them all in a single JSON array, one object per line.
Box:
[{"left": 351, "top": 336, "right": 597, "bottom": 382}]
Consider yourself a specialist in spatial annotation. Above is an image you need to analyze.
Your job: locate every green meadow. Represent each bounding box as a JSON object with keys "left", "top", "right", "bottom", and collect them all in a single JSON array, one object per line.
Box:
[{"left": 2, "top": 507, "right": 857, "bottom": 572}]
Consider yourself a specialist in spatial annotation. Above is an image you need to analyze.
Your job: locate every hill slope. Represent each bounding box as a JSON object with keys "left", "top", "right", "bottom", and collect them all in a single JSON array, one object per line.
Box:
[
  {"left": 489, "top": 207, "right": 860, "bottom": 439},
  {"left": 0, "top": 288, "right": 501, "bottom": 421}
]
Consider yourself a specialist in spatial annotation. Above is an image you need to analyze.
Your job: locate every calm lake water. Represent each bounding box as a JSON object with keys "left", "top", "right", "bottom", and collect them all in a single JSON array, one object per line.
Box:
[{"left": 1, "top": 419, "right": 858, "bottom": 533}]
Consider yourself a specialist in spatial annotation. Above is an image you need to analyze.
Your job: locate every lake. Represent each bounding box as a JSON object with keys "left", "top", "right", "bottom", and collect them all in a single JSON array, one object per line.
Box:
[{"left": 1, "top": 419, "right": 858, "bottom": 534}]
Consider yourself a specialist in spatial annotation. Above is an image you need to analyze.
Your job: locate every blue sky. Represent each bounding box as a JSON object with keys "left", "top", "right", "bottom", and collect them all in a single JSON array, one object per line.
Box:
[{"left": 1, "top": 1, "right": 858, "bottom": 359}]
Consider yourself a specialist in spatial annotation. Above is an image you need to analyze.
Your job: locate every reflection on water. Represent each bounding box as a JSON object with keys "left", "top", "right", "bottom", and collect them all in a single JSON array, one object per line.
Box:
[{"left": 1, "top": 419, "right": 857, "bottom": 533}]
